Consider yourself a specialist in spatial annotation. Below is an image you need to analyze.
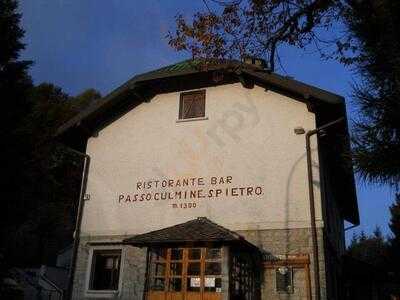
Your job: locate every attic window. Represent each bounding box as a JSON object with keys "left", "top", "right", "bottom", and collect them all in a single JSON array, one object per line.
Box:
[{"left": 179, "top": 90, "right": 206, "bottom": 120}]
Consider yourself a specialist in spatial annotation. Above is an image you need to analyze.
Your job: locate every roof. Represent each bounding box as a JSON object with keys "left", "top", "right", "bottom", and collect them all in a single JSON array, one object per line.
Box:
[
  {"left": 123, "top": 217, "right": 254, "bottom": 247},
  {"left": 56, "top": 59, "right": 344, "bottom": 137},
  {"left": 57, "top": 58, "right": 358, "bottom": 225}
]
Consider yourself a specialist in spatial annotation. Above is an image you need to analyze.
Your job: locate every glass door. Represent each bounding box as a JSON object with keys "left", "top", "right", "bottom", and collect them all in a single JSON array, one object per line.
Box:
[{"left": 147, "top": 247, "right": 222, "bottom": 300}]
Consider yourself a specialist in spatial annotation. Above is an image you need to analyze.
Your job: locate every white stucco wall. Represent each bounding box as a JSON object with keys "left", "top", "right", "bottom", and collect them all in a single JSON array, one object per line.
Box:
[{"left": 81, "top": 83, "right": 322, "bottom": 236}]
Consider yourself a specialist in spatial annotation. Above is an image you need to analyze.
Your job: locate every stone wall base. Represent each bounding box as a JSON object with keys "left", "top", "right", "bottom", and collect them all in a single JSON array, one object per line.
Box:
[{"left": 72, "top": 228, "right": 333, "bottom": 300}]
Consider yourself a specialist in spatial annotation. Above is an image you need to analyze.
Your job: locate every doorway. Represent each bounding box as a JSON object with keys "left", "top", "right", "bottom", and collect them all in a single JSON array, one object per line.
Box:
[{"left": 147, "top": 247, "right": 223, "bottom": 300}]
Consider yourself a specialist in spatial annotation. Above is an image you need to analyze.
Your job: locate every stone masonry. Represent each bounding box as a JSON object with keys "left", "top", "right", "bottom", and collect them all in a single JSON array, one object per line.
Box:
[{"left": 72, "top": 228, "right": 327, "bottom": 300}]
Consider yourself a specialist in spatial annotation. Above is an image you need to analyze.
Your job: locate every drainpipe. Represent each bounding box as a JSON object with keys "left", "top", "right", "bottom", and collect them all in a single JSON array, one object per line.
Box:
[
  {"left": 65, "top": 147, "right": 90, "bottom": 300},
  {"left": 300, "top": 117, "right": 344, "bottom": 300}
]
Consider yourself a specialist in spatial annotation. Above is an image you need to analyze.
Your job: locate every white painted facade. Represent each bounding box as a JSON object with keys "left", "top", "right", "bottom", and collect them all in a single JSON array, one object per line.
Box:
[{"left": 81, "top": 83, "right": 322, "bottom": 237}]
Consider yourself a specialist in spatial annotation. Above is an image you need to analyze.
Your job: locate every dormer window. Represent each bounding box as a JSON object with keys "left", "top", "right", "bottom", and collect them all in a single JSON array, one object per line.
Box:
[{"left": 179, "top": 90, "right": 206, "bottom": 120}]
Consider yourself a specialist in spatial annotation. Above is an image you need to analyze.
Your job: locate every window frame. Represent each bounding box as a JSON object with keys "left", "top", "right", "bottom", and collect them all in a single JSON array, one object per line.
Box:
[
  {"left": 85, "top": 245, "right": 125, "bottom": 298},
  {"left": 148, "top": 247, "right": 223, "bottom": 294},
  {"left": 178, "top": 90, "right": 207, "bottom": 121},
  {"left": 275, "top": 266, "right": 294, "bottom": 294}
]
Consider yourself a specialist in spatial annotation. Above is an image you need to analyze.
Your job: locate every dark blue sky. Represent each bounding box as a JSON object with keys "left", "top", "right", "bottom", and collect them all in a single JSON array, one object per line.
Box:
[{"left": 19, "top": 0, "right": 395, "bottom": 239}]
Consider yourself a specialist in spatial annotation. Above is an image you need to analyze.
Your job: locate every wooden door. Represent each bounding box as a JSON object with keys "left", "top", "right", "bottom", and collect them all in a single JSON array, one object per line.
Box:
[{"left": 147, "top": 247, "right": 222, "bottom": 300}]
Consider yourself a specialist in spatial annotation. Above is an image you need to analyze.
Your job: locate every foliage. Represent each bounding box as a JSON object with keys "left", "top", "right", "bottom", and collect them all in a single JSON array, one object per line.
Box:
[
  {"left": 168, "top": 0, "right": 400, "bottom": 186},
  {"left": 0, "top": 0, "right": 103, "bottom": 274},
  {"left": 0, "top": 0, "right": 32, "bottom": 121},
  {"left": 0, "top": 0, "right": 33, "bottom": 272},
  {"left": 72, "top": 88, "right": 102, "bottom": 112},
  {"left": 347, "top": 227, "right": 389, "bottom": 269},
  {"left": 347, "top": 193, "right": 400, "bottom": 278},
  {"left": 3, "top": 83, "right": 76, "bottom": 266},
  {"left": 388, "top": 193, "right": 400, "bottom": 274},
  {"left": 3, "top": 83, "right": 102, "bottom": 267},
  {"left": 345, "top": 0, "right": 400, "bottom": 186},
  {"left": 0, "top": 0, "right": 27, "bottom": 65},
  {"left": 0, "top": 1, "right": 102, "bottom": 269},
  {"left": 167, "top": 0, "right": 346, "bottom": 71}
]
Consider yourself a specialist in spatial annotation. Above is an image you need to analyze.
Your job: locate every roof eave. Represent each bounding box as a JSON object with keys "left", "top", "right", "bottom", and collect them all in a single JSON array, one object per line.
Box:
[{"left": 56, "top": 60, "right": 346, "bottom": 139}]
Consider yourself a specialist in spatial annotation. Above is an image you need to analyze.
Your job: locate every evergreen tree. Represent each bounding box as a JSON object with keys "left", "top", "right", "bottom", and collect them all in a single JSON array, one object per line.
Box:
[
  {"left": 72, "top": 88, "right": 102, "bottom": 112},
  {"left": 0, "top": 0, "right": 33, "bottom": 122},
  {"left": 388, "top": 193, "right": 400, "bottom": 276},
  {"left": 346, "top": 227, "right": 389, "bottom": 269},
  {"left": 0, "top": 0, "right": 32, "bottom": 255},
  {"left": 346, "top": 0, "right": 400, "bottom": 186},
  {"left": 0, "top": 0, "right": 33, "bottom": 292},
  {"left": 5, "top": 83, "right": 102, "bottom": 266},
  {"left": 0, "top": 0, "right": 103, "bottom": 271}
]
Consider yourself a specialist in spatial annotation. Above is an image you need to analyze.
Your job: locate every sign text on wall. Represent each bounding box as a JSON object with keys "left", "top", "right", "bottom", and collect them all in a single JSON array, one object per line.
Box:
[{"left": 118, "top": 176, "right": 263, "bottom": 209}]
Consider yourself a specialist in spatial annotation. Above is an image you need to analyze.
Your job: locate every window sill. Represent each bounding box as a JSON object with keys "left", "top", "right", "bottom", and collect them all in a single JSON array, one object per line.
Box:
[
  {"left": 85, "top": 290, "right": 120, "bottom": 298},
  {"left": 176, "top": 117, "right": 209, "bottom": 123}
]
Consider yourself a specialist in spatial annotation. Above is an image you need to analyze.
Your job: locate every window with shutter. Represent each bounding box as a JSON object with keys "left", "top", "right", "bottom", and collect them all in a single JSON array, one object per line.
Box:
[{"left": 179, "top": 90, "right": 206, "bottom": 120}]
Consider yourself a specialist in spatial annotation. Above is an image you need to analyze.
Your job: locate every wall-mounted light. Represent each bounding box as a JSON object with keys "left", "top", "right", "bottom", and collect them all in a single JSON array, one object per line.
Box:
[
  {"left": 294, "top": 127, "right": 305, "bottom": 135},
  {"left": 278, "top": 266, "right": 289, "bottom": 275}
]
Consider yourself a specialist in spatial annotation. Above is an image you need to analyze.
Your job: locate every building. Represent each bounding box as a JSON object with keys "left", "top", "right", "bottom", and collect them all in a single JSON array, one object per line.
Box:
[{"left": 58, "top": 59, "right": 359, "bottom": 300}]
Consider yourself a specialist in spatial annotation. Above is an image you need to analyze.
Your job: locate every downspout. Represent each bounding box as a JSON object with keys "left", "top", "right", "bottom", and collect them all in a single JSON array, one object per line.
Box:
[
  {"left": 305, "top": 117, "right": 344, "bottom": 300},
  {"left": 142, "top": 249, "right": 150, "bottom": 300},
  {"left": 65, "top": 147, "right": 91, "bottom": 300}
]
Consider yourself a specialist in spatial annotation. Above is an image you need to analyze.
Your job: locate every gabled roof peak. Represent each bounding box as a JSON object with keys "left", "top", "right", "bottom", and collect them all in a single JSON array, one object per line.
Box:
[
  {"left": 123, "top": 217, "right": 250, "bottom": 246},
  {"left": 57, "top": 58, "right": 345, "bottom": 138}
]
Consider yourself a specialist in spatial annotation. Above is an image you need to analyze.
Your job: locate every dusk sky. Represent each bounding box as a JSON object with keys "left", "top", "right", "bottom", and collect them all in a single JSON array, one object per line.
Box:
[{"left": 19, "top": 0, "right": 395, "bottom": 240}]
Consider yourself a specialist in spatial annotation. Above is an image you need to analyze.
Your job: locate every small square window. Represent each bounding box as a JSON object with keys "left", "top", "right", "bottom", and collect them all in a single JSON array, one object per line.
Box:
[
  {"left": 188, "top": 248, "right": 201, "bottom": 260},
  {"left": 171, "top": 248, "right": 183, "bottom": 261},
  {"left": 89, "top": 249, "right": 122, "bottom": 291},
  {"left": 179, "top": 90, "right": 206, "bottom": 120},
  {"left": 206, "top": 248, "right": 221, "bottom": 260},
  {"left": 151, "top": 277, "right": 165, "bottom": 291},
  {"left": 169, "top": 278, "right": 182, "bottom": 292},
  {"left": 187, "top": 262, "right": 201, "bottom": 275},
  {"left": 276, "top": 267, "right": 293, "bottom": 293},
  {"left": 205, "top": 262, "right": 221, "bottom": 275}
]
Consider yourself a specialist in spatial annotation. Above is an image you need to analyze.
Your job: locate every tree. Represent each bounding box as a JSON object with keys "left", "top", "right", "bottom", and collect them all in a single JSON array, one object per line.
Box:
[
  {"left": 72, "top": 88, "right": 102, "bottom": 112},
  {"left": 0, "top": 0, "right": 32, "bottom": 260},
  {"left": 4, "top": 83, "right": 76, "bottom": 266},
  {"left": 167, "top": 0, "right": 343, "bottom": 71},
  {"left": 167, "top": 0, "right": 400, "bottom": 186},
  {"left": 347, "top": 227, "right": 389, "bottom": 269},
  {"left": 344, "top": 0, "right": 400, "bottom": 186},
  {"left": 388, "top": 193, "right": 400, "bottom": 275},
  {"left": 0, "top": 0, "right": 33, "bottom": 124},
  {"left": 0, "top": 0, "right": 103, "bottom": 272},
  {"left": 4, "top": 84, "right": 102, "bottom": 266}
]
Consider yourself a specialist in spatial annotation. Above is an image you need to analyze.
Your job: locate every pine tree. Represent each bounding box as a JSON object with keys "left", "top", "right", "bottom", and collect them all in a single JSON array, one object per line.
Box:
[
  {"left": 346, "top": 227, "right": 389, "bottom": 269},
  {"left": 0, "top": 0, "right": 33, "bottom": 292},
  {"left": 346, "top": 0, "right": 400, "bottom": 186},
  {"left": 388, "top": 193, "right": 400, "bottom": 276}
]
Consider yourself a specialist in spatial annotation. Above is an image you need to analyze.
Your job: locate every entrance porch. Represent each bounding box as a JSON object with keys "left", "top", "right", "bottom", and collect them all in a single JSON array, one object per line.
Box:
[{"left": 123, "top": 217, "right": 261, "bottom": 300}]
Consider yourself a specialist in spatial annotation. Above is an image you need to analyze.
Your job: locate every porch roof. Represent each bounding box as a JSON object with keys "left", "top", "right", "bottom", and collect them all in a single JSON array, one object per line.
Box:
[{"left": 123, "top": 217, "right": 255, "bottom": 248}]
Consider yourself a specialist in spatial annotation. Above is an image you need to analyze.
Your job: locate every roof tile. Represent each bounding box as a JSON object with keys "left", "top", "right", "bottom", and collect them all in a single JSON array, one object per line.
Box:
[{"left": 123, "top": 217, "right": 245, "bottom": 245}]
